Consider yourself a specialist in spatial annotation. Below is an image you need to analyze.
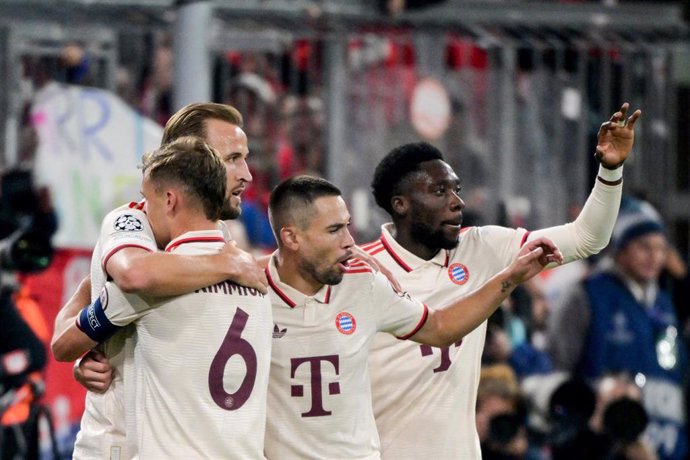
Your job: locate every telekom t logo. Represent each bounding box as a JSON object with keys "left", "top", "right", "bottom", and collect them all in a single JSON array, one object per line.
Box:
[
  {"left": 290, "top": 355, "right": 340, "bottom": 417},
  {"left": 419, "top": 340, "right": 462, "bottom": 373}
]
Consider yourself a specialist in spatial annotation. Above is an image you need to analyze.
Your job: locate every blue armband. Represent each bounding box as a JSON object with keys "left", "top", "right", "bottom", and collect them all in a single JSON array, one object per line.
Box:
[{"left": 76, "top": 297, "right": 121, "bottom": 343}]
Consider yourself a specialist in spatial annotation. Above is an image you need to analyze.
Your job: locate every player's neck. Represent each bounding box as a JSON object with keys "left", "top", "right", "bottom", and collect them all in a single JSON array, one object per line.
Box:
[
  {"left": 389, "top": 224, "right": 438, "bottom": 261},
  {"left": 274, "top": 252, "right": 324, "bottom": 297},
  {"left": 168, "top": 214, "right": 219, "bottom": 241}
]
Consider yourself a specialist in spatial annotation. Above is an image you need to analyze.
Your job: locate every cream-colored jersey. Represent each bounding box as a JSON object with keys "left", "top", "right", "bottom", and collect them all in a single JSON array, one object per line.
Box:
[
  {"left": 365, "top": 224, "right": 527, "bottom": 460},
  {"left": 103, "top": 230, "right": 273, "bottom": 459},
  {"left": 365, "top": 167, "right": 624, "bottom": 460},
  {"left": 264, "top": 255, "right": 428, "bottom": 460},
  {"left": 73, "top": 202, "right": 155, "bottom": 460}
]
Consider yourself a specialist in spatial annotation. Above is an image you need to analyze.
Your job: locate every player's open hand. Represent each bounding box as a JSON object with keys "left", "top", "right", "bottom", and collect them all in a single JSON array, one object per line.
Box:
[
  {"left": 352, "top": 245, "right": 403, "bottom": 293},
  {"left": 595, "top": 102, "right": 642, "bottom": 169},
  {"left": 508, "top": 237, "right": 563, "bottom": 284},
  {"left": 74, "top": 350, "right": 113, "bottom": 394},
  {"left": 222, "top": 242, "right": 269, "bottom": 294}
]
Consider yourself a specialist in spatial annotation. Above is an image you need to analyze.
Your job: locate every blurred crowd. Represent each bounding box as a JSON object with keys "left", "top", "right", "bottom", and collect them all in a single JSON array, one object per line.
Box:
[
  {"left": 5, "top": 33, "right": 690, "bottom": 460},
  {"left": 476, "top": 194, "right": 690, "bottom": 460}
]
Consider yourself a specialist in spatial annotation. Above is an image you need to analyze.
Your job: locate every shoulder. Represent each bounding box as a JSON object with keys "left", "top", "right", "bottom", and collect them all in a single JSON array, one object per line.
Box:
[
  {"left": 102, "top": 203, "right": 149, "bottom": 229},
  {"left": 358, "top": 239, "right": 385, "bottom": 257}
]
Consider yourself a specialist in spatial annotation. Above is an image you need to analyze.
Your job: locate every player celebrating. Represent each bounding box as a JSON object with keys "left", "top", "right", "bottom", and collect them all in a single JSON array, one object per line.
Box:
[
  {"left": 51, "top": 102, "right": 266, "bottom": 459},
  {"left": 263, "top": 175, "right": 562, "bottom": 459},
  {"left": 53, "top": 137, "right": 272, "bottom": 458},
  {"left": 362, "top": 103, "right": 641, "bottom": 459}
]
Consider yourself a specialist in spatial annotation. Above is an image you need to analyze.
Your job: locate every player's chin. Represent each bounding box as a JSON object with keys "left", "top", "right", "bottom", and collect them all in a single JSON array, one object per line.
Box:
[
  {"left": 439, "top": 230, "right": 460, "bottom": 248},
  {"left": 220, "top": 201, "right": 241, "bottom": 220}
]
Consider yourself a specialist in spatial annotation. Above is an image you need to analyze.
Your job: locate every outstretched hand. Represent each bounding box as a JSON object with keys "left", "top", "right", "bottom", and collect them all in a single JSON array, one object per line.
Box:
[
  {"left": 352, "top": 245, "right": 403, "bottom": 293},
  {"left": 595, "top": 102, "right": 642, "bottom": 169},
  {"left": 508, "top": 237, "right": 563, "bottom": 285}
]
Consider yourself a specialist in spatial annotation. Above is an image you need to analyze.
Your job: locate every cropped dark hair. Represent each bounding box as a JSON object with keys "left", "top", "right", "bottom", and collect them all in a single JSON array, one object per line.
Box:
[
  {"left": 371, "top": 142, "right": 444, "bottom": 215},
  {"left": 269, "top": 176, "right": 342, "bottom": 238}
]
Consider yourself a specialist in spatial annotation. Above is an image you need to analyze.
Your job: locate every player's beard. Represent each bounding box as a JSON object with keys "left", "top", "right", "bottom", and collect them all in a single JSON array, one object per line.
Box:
[
  {"left": 300, "top": 258, "right": 344, "bottom": 287},
  {"left": 220, "top": 201, "right": 241, "bottom": 220},
  {"left": 410, "top": 219, "right": 459, "bottom": 251}
]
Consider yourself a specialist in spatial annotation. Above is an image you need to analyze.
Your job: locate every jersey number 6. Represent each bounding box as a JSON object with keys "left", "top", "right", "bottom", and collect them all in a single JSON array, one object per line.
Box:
[{"left": 208, "top": 308, "right": 257, "bottom": 410}]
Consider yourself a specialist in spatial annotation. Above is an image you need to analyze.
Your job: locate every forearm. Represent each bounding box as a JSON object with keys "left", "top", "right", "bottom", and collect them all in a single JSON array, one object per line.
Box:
[
  {"left": 110, "top": 251, "right": 234, "bottom": 296},
  {"left": 52, "top": 276, "right": 90, "bottom": 345},
  {"left": 531, "top": 165, "right": 622, "bottom": 263},
  {"left": 52, "top": 324, "right": 97, "bottom": 362},
  {"left": 414, "top": 269, "right": 516, "bottom": 347}
]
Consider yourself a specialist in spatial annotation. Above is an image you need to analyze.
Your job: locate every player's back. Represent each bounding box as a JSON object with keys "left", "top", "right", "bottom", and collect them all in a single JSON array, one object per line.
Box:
[{"left": 132, "top": 233, "right": 273, "bottom": 458}]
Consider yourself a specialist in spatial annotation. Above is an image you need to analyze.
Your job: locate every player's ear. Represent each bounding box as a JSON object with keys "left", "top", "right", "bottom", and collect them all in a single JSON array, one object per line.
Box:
[
  {"left": 280, "top": 225, "right": 299, "bottom": 250},
  {"left": 391, "top": 195, "right": 409, "bottom": 216},
  {"left": 165, "top": 189, "right": 178, "bottom": 214}
]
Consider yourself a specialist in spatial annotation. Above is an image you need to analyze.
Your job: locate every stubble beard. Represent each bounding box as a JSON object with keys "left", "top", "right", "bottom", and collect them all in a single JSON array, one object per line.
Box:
[{"left": 410, "top": 220, "right": 459, "bottom": 251}]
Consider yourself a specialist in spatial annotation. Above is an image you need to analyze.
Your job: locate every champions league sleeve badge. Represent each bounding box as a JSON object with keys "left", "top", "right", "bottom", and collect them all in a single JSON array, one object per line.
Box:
[
  {"left": 114, "top": 214, "right": 144, "bottom": 232},
  {"left": 448, "top": 263, "right": 470, "bottom": 285}
]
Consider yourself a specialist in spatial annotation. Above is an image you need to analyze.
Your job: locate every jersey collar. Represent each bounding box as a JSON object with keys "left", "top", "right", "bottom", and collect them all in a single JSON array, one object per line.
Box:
[
  {"left": 266, "top": 252, "right": 332, "bottom": 308},
  {"left": 380, "top": 223, "right": 449, "bottom": 272},
  {"left": 165, "top": 230, "right": 225, "bottom": 252}
]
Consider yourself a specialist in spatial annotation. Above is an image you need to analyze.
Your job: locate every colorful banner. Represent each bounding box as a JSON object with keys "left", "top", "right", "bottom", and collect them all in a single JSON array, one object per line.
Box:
[{"left": 31, "top": 82, "right": 163, "bottom": 249}]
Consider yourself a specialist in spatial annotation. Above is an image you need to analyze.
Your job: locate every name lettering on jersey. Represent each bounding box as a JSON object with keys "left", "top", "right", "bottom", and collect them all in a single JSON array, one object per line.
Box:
[
  {"left": 419, "top": 340, "right": 462, "bottom": 373},
  {"left": 196, "top": 280, "right": 265, "bottom": 297},
  {"left": 273, "top": 324, "right": 287, "bottom": 339},
  {"left": 448, "top": 263, "right": 470, "bottom": 285},
  {"left": 113, "top": 214, "right": 143, "bottom": 232},
  {"left": 335, "top": 312, "right": 356, "bottom": 335},
  {"left": 290, "top": 355, "right": 340, "bottom": 417}
]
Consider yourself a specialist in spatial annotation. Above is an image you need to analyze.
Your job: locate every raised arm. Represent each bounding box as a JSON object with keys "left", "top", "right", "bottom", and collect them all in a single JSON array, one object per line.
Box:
[
  {"left": 530, "top": 103, "right": 641, "bottom": 263},
  {"left": 411, "top": 237, "right": 563, "bottom": 347}
]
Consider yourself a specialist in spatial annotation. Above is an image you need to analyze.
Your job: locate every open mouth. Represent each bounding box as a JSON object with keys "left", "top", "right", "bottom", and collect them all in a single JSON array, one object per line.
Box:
[{"left": 336, "top": 255, "right": 352, "bottom": 271}]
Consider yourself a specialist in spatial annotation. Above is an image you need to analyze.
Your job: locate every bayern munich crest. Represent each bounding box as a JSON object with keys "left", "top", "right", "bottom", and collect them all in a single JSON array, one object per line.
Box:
[
  {"left": 114, "top": 214, "right": 144, "bottom": 232},
  {"left": 448, "top": 263, "right": 470, "bottom": 285},
  {"left": 335, "top": 312, "right": 356, "bottom": 335}
]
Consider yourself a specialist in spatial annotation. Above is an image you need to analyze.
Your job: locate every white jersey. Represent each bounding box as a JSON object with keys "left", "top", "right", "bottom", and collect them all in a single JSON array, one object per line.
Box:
[
  {"left": 73, "top": 202, "right": 155, "bottom": 460},
  {"left": 103, "top": 230, "right": 273, "bottom": 459},
  {"left": 365, "top": 224, "right": 527, "bottom": 460},
  {"left": 264, "top": 255, "right": 428, "bottom": 460}
]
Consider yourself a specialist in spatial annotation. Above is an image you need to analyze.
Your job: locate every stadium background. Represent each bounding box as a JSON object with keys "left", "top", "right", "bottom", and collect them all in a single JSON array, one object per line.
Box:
[{"left": 0, "top": 0, "right": 688, "bottom": 455}]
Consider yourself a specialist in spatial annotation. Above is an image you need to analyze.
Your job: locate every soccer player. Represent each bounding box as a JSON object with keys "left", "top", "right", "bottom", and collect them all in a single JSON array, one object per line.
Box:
[
  {"left": 263, "top": 175, "right": 562, "bottom": 459},
  {"left": 51, "top": 102, "right": 266, "bottom": 459},
  {"left": 53, "top": 137, "right": 272, "bottom": 458},
  {"left": 362, "top": 103, "right": 641, "bottom": 459}
]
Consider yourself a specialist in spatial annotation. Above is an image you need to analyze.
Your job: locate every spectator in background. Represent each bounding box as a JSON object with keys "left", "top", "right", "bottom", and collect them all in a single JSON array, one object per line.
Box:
[
  {"left": 546, "top": 207, "right": 688, "bottom": 460},
  {"left": 547, "top": 379, "right": 610, "bottom": 460},
  {"left": 1, "top": 292, "right": 48, "bottom": 459}
]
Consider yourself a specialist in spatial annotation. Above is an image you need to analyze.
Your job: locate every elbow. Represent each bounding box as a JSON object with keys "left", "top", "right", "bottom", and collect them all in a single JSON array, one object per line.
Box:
[{"left": 51, "top": 339, "right": 74, "bottom": 363}]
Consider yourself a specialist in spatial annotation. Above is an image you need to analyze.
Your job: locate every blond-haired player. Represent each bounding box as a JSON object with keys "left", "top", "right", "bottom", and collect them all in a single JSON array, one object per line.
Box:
[
  {"left": 53, "top": 137, "right": 272, "bottom": 458},
  {"left": 51, "top": 102, "right": 266, "bottom": 459}
]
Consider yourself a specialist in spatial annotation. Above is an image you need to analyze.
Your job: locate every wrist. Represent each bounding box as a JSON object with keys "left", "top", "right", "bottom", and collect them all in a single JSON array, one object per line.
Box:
[{"left": 597, "top": 164, "right": 623, "bottom": 186}]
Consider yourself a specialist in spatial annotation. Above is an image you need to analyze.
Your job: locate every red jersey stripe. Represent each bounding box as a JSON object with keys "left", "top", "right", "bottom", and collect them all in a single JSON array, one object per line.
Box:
[
  {"left": 380, "top": 234, "right": 413, "bottom": 272},
  {"left": 265, "top": 268, "right": 296, "bottom": 308},
  {"left": 166, "top": 237, "right": 225, "bottom": 252},
  {"left": 397, "top": 304, "right": 429, "bottom": 340}
]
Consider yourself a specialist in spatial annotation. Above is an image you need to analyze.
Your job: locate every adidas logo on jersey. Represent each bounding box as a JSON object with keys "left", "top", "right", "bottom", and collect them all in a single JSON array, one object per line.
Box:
[{"left": 273, "top": 324, "right": 287, "bottom": 338}]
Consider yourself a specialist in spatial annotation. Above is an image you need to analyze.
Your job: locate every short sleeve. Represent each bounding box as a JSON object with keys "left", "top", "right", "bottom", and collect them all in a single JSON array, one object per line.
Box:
[
  {"left": 99, "top": 206, "right": 157, "bottom": 272},
  {"left": 101, "top": 282, "right": 156, "bottom": 327},
  {"left": 369, "top": 271, "right": 428, "bottom": 339}
]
